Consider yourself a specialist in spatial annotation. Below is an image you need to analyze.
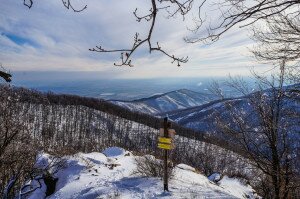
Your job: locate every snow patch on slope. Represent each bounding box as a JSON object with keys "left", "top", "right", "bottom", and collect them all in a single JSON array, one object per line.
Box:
[
  {"left": 219, "top": 176, "right": 255, "bottom": 199},
  {"left": 26, "top": 148, "right": 259, "bottom": 199}
]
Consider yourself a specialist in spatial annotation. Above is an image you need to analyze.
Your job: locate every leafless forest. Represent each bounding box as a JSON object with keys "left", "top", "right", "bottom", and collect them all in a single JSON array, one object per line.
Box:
[{"left": 0, "top": 85, "right": 255, "bottom": 198}]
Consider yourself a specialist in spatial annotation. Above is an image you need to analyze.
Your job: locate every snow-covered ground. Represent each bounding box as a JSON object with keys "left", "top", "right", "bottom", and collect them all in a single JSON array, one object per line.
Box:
[{"left": 24, "top": 147, "right": 259, "bottom": 199}]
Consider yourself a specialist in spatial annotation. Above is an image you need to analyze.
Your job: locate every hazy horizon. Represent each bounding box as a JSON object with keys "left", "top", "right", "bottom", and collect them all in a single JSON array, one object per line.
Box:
[{"left": 8, "top": 71, "right": 251, "bottom": 100}]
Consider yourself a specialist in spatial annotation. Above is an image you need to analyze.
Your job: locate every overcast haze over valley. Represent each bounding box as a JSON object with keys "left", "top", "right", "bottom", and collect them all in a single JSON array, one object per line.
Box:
[{"left": 12, "top": 71, "right": 254, "bottom": 100}]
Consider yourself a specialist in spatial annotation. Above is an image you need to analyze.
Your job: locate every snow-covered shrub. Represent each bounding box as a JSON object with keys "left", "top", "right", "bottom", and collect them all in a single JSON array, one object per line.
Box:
[
  {"left": 133, "top": 155, "right": 174, "bottom": 179},
  {"left": 19, "top": 154, "right": 66, "bottom": 198}
]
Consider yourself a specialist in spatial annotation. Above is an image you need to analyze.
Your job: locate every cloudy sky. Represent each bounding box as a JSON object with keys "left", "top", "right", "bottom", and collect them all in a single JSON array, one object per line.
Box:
[{"left": 0, "top": 0, "right": 271, "bottom": 79}]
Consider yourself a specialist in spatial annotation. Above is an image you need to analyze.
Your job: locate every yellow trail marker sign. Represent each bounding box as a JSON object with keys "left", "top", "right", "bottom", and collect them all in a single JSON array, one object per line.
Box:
[
  {"left": 158, "top": 143, "right": 173, "bottom": 150},
  {"left": 158, "top": 137, "right": 172, "bottom": 144}
]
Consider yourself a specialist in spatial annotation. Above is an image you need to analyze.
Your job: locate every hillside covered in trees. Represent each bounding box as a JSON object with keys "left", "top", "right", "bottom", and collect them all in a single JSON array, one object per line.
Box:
[
  {"left": 0, "top": 85, "right": 255, "bottom": 198},
  {"left": 0, "top": 82, "right": 299, "bottom": 198}
]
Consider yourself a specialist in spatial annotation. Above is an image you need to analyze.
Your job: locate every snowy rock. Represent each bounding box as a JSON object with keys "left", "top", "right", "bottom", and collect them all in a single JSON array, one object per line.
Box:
[
  {"left": 208, "top": 172, "right": 222, "bottom": 183},
  {"left": 34, "top": 153, "right": 52, "bottom": 169},
  {"left": 102, "top": 147, "right": 126, "bottom": 157}
]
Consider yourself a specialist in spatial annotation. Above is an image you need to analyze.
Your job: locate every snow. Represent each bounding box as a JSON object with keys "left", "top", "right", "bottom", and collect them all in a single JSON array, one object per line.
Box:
[
  {"left": 27, "top": 180, "right": 47, "bottom": 199},
  {"left": 208, "top": 173, "right": 222, "bottom": 182},
  {"left": 35, "top": 153, "right": 53, "bottom": 169},
  {"left": 102, "top": 147, "right": 127, "bottom": 157},
  {"left": 219, "top": 176, "right": 257, "bottom": 199},
  {"left": 25, "top": 148, "right": 259, "bottom": 199},
  {"left": 176, "top": 163, "right": 196, "bottom": 172}
]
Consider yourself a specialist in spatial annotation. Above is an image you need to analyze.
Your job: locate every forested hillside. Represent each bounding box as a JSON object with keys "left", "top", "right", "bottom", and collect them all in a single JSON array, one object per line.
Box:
[
  {"left": 1, "top": 84, "right": 299, "bottom": 198},
  {"left": 0, "top": 85, "right": 253, "bottom": 198}
]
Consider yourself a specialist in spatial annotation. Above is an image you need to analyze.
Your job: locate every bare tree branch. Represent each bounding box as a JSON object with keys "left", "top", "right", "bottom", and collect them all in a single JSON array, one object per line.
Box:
[
  {"left": 61, "top": 0, "right": 87, "bottom": 12},
  {"left": 24, "top": 0, "right": 87, "bottom": 12},
  {"left": 186, "top": 0, "right": 300, "bottom": 43},
  {"left": 0, "top": 71, "right": 12, "bottom": 83},
  {"left": 89, "top": 0, "right": 189, "bottom": 67},
  {"left": 23, "top": 0, "right": 33, "bottom": 9},
  {"left": 0, "top": 64, "right": 12, "bottom": 83}
]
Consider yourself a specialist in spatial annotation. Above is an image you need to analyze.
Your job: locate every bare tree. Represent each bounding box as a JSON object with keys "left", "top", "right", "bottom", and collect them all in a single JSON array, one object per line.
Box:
[
  {"left": 0, "top": 86, "right": 37, "bottom": 198},
  {"left": 215, "top": 62, "right": 300, "bottom": 198},
  {"left": 186, "top": 0, "right": 300, "bottom": 43},
  {"left": 251, "top": 13, "right": 300, "bottom": 83},
  {"left": 208, "top": 80, "right": 226, "bottom": 100}
]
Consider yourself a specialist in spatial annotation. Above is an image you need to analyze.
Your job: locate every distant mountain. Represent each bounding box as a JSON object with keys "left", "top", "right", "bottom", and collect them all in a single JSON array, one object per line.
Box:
[
  {"left": 110, "top": 89, "right": 218, "bottom": 115},
  {"left": 167, "top": 97, "right": 244, "bottom": 133},
  {"left": 168, "top": 85, "right": 300, "bottom": 138}
]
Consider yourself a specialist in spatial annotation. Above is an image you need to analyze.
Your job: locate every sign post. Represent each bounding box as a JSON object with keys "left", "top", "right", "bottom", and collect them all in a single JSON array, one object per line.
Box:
[
  {"left": 163, "top": 117, "right": 169, "bottom": 192},
  {"left": 157, "top": 117, "right": 176, "bottom": 192}
]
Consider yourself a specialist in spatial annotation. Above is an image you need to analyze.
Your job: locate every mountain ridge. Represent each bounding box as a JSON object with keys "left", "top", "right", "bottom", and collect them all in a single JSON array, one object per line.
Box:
[{"left": 110, "top": 89, "right": 218, "bottom": 115}]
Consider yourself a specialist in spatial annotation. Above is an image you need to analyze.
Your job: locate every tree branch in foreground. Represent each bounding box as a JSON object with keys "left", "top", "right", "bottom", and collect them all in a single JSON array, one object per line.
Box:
[
  {"left": 89, "top": 0, "right": 189, "bottom": 67},
  {"left": 24, "top": 0, "right": 87, "bottom": 12},
  {"left": 0, "top": 63, "right": 12, "bottom": 82}
]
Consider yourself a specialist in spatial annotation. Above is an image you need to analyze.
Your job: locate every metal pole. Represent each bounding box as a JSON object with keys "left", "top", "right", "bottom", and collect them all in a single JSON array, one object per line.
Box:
[{"left": 163, "top": 117, "right": 169, "bottom": 191}]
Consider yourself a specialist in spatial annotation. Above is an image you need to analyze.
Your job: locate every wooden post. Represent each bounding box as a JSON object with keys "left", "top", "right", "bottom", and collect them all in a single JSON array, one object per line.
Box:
[{"left": 163, "top": 117, "right": 169, "bottom": 191}]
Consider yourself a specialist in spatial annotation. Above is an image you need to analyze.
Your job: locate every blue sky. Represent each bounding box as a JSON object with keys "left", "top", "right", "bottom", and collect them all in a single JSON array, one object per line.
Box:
[{"left": 0, "top": 0, "right": 272, "bottom": 79}]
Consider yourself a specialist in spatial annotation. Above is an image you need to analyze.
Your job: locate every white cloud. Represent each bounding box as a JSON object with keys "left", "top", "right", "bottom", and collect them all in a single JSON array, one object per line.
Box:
[{"left": 0, "top": 0, "right": 271, "bottom": 78}]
